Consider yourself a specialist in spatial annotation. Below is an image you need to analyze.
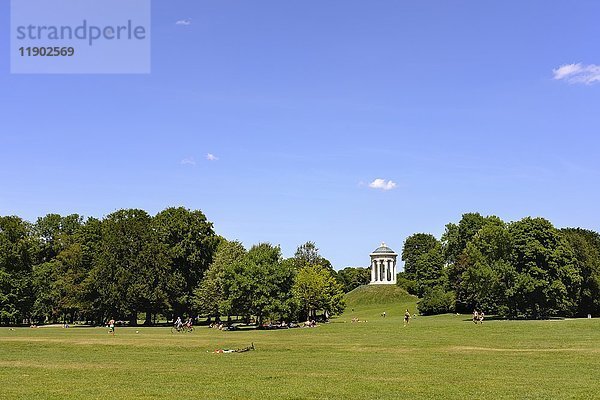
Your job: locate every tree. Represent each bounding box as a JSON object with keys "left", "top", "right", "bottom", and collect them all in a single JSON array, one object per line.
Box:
[
  {"left": 294, "top": 242, "right": 321, "bottom": 265},
  {"left": 336, "top": 267, "right": 370, "bottom": 293},
  {"left": 561, "top": 228, "right": 600, "bottom": 317},
  {"left": 193, "top": 239, "right": 246, "bottom": 319},
  {"left": 395, "top": 272, "right": 417, "bottom": 295},
  {"left": 77, "top": 217, "right": 103, "bottom": 324},
  {"left": 506, "top": 217, "right": 581, "bottom": 318},
  {"left": 32, "top": 243, "right": 89, "bottom": 323},
  {"left": 402, "top": 234, "right": 445, "bottom": 297},
  {"left": 418, "top": 286, "right": 455, "bottom": 315},
  {"left": 34, "top": 214, "right": 83, "bottom": 263},
  {"left": 153, "top": 207, "right": 219, "bottom": 319},
  {"left": 414, "top": 243, "right": 445, "bottom": 297},
  {"left": 219, "top": 243, "right": 295, "bottom": 325},
  {"left": 0, "top": 216, "right": 37, "bottom": 324},
  {"left": 293, "top": 241, "right": 334, "bottom": 274},
  {"left": 455, "top": 221, "right": 512, "bottom": 313},
  {"left": 441, "top": 213, "right": 489, "bottom": 266},
  {"left": 442, "top": 213, "right": 506, "bottom": 307},
  {"left": 402, "top": 233, "right": 438, "bottom": 280},
  {"left": 292, "top": 265, "right": 345, "bottom": 320},
  {"left": 94, "top": 209, "right": 171, "bottom": 325},
  {"left": 31, "top": 214, "right": 90, "bottom": 324}
]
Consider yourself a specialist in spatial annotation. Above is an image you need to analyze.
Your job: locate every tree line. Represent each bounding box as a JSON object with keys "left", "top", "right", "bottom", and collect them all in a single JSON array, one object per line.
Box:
[
  {"left": 0, "top": 208, "right": 349, "bottom": 326},
  {"left": 400, "top": 213, "right": 600, "bottom": 318}
]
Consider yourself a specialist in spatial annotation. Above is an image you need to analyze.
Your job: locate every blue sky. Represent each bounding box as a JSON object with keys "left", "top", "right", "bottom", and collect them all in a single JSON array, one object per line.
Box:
[{"left": 1, "top": 1, "right": 599, "bottom": 269}]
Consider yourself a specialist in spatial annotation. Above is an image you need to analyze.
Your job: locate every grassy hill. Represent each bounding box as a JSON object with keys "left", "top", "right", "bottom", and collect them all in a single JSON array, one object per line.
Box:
[{"left": 344, "top": 284, "right": 418, "bottom": 319}]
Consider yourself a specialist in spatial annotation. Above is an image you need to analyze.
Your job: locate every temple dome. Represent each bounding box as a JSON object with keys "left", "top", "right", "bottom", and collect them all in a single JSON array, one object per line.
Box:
[{"left": 371, "top": 242, "right": 396, "bottom": 255}]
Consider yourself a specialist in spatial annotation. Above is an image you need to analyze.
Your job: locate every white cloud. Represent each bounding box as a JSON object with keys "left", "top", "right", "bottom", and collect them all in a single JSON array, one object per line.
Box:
[
  {"left": 176, "top": 19, "right": 192, "bottom": 26},
  {"left": 206, "top": 153, "right": 219, "bottom": 161},
  {"left": 553, "top": 63, "right": 600, "bottom": 85},
  {"left": 368, "top": 178, "right": 397, "bottom": 191},
  {"left": 180, "top": 157, "right": 196, "bottom": 166}
]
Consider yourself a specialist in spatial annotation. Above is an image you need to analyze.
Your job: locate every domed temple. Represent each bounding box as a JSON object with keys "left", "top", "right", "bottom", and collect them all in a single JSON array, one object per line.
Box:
[{"left": 369, "top": 242, "right": 397, "bottom": 285}]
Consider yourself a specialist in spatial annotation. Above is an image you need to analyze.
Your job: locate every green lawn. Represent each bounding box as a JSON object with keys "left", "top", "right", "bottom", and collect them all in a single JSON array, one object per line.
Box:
[{"left": 1, "top": 288, "right": 599, "bottom": 399}]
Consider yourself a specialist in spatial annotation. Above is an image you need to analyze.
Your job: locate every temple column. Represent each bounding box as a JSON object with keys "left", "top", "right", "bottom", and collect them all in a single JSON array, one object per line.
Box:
[
  {"left": 373, "top": 260, "right": 377, "bottom": 282},
  {"left": 387, "top": 259, "right": 391, "bottom": 282},
  {"left": 371, "top": 260, "right": 375, "bottom": 283},
  {"left": 374, "top": 260, "right": 378, "bottom": 282},
  {"left": 384, "top": 260, "right": 388, "bottom": 282}
]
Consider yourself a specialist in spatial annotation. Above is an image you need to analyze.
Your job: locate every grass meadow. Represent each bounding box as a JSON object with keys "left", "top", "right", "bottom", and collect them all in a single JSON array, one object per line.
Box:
[{"left": 1, "top": 286, "right": 599, "bottom": 399}]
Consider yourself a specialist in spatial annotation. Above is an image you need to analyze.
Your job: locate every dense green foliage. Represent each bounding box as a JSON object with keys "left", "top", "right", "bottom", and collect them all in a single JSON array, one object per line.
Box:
[
  {"left": 3, "top": 208, "right": 599, "bottom": 324},
  {"left": 194, "top": 240, "right": 345, "bottom": 324},
  {"left": 293, "top": 264, "right": 345, "bottom": 320},
  {"left": 153, "top": 208, "right": 220, "bottom": 319},
  {"left": 217, "top": 243, "right": 296, "bottom": 324},
  {"left": 336, "top": 266, "right": 370, "bottom": 292},
  {"left": 395, "top": 271, "right": 417, "bottom": 295},
  {"left": 561, "top": 228, "right": 600, "bottom": 316},
  {"left": 405, "top": 213, "right": 600, "bottom": 318},
  {"left": 401, "top": 233, "right": 439, "bottom": 280},
  {"left": 0, "top": 208, "right": 347, "bottom": 326},
  {"left": 193, "top": 239, "right": 247, "bottom": 320},
  {"left": 1, "top": 208, "right": 217, "bottom": 325},
  {"left": 417, "top": 286, "right": 455, "bottom": 315},
  {"left": 0, "top": 216, "right": 36, "bottom": 324}
]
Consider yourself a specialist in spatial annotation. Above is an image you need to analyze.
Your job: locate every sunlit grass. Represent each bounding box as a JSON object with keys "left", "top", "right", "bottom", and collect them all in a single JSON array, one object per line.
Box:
[{"left": 1, "top": 288, "right": 599, "bottom": 399}]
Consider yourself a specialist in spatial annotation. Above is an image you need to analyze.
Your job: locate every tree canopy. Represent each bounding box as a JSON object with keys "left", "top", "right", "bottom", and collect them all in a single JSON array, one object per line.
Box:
[
  {"left": 407, "top": 213, "right": 598, "bottom": 318},
  {"left": 3, "top": 207, "right": 598, "bottom": 324}
]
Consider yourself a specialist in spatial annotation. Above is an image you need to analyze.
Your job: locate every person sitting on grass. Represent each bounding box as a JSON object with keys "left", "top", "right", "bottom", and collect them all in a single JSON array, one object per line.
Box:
[{"left": 304, "top": 319, "right": 317, "bottom": 328}]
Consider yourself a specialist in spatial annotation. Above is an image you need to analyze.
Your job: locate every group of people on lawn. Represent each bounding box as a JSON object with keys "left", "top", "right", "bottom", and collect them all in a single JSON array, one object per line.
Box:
[
  {"left": 472, "top": 310, "right": 485, "bottom": 324},
  {"left": 174, "top": 316, "right": 194, "bottom": 330},
  {"left": 103, "top": 307, "right": 444, "bottom": 335}
]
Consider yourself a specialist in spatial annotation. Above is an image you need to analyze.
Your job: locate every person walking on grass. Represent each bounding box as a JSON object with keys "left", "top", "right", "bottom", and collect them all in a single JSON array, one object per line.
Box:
[
  {"left": 108, "top": 319, "right": 115, "bottom": 336},
  {"left": 404, "top": 309, "right": 411, "bottom": 327}
]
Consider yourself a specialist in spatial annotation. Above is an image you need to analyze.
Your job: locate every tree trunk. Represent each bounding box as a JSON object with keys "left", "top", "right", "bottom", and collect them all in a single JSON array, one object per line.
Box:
[{"left": 130, "top": 311, "right": 137, "bottom": 326}]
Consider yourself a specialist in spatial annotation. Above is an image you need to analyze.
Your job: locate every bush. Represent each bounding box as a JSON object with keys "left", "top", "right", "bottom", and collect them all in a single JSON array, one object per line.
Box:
[{"left": 417, "top": 286, "right": 455, "bottom": 315}]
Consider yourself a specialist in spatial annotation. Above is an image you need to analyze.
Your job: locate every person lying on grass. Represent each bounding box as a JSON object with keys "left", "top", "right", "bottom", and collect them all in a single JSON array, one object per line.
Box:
[{"left": 212, "top": 343, "right": 255, "bottom": 354}]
